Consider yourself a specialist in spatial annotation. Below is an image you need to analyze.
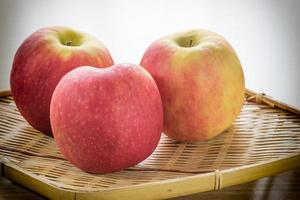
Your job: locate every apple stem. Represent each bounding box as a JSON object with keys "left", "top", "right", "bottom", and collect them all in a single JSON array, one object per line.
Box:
[
  {"left": 65, "top": 41, "right": 72, "bottom": 46},
  {"left": 189, "top": 40, "right": 193, "bottom": 47}
]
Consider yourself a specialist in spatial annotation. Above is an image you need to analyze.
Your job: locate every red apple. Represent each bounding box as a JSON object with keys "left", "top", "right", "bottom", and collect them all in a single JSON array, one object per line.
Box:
[
  {"left": 10, "top": 26, "right": 114, "bottom": 135},
  {"left": 140, "top": 29, "right": 245, "bottom": 142},
  {"left": 50, "top": 64, "right": 163, "bottom": 173}
]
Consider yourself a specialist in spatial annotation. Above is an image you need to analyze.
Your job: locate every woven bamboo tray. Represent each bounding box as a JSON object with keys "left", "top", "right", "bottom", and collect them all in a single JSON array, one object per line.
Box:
[{"left": 0, "top": 89, "right": 300, "bottom": 200}]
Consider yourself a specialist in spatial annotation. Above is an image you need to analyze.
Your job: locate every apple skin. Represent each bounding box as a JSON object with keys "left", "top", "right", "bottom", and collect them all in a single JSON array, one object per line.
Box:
[
  {"left": 10, "top": 26, "right": 114, "bottom": 135},
  {"left": 50, "top": 64, "right": 163, "bottom": 173},
  {"left": 140, "top": 29, "right": 245, "bottom": 142}
]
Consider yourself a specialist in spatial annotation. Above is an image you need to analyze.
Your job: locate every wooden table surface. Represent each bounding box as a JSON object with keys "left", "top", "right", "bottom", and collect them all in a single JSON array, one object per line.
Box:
[{"left": 1, "top": 168, "right": 299, "bottom": 200}]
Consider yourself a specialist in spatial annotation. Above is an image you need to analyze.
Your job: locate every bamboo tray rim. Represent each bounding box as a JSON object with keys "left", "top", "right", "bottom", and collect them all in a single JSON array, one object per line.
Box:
[
  {"left": 1, "top": 152, "right": 300, "bottom": 193},
  {"left": 1, "top": 88, "right": 300, "bottom": 199}
]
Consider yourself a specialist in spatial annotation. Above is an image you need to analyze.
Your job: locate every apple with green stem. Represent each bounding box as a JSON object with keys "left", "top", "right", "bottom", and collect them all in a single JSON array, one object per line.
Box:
[
  {"left": 10, "top": 26, "right": 114, "bottom": 135},
  {"left": 140, "top": 29, "right": 245, "bottom": 142},
  {"left": 50, "top": 64, "right": 163, "bottom": 173}
]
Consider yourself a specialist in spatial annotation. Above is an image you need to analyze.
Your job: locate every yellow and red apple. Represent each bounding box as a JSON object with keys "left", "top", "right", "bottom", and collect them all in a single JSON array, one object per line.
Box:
[
  {"left": 50, "top": 64, "right": 163, "bottom": 173},
  {"left": 141, "top": 29, "right": 245, "bottom": 142},
  {"left": 10, "top": 26, "right": 114, "bottom": 134}
]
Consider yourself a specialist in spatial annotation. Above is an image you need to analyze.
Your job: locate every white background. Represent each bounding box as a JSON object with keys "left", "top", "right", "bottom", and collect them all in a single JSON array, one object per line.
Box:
[{"left": 0, "top": 0, "right": 299, "bottom": 108}]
